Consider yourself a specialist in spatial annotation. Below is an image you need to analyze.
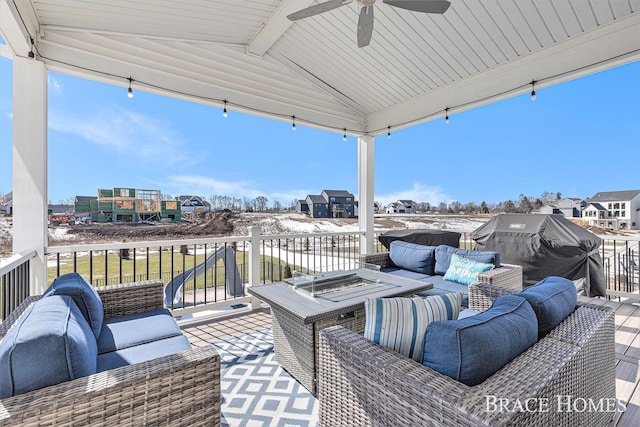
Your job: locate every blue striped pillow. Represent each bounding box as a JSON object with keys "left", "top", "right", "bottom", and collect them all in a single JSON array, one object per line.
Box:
[{"left": 364, "top": 293, "right": 463, "bottom": 362}]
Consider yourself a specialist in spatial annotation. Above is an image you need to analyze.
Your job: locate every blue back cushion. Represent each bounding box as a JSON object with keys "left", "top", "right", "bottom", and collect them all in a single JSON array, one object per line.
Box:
[
  {"left": 0, "top": 296, "right": 98, "bottom": 398},
  {"left": 389, "top": 241, "right": 436, "bottom": 275},
  {"left": 517, "top": 276, "right": 577, "bottom": 338},
  {"left": 434, "top": 245, "right": 501, "bottom": 275},
  {"left": 423, "top": 295, "right": 537, "bottom": 386},
  {"left": 43, "top": 272, "right": 103, "bottom": 339}
]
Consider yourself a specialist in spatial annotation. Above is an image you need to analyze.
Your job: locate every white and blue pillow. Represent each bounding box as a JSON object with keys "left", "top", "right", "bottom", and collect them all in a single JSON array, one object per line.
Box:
[
  {"left": 364, "top": 292, "right": 463, "bottom": 362},
  {"left": 443, "top": 254, "right": 494, "bottom": 285}
]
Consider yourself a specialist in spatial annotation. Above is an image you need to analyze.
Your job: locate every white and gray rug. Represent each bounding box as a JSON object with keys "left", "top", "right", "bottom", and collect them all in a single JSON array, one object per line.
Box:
[{"left": 211, "top": 327, "right": 318, "bottom": 427}]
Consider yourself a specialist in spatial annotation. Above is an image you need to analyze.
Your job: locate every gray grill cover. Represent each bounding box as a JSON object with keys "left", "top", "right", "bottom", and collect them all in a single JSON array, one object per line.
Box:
[
  {"left": 379, "top": 229, "right": 461, "bottom": 250},
  {"left": 471, "top": 214, "right": 605, "bottom": 297}
]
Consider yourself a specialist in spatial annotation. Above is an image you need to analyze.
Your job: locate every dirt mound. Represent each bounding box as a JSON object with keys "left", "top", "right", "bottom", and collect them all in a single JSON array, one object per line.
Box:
[{"left": 67, "top": 210, "right": 239, "bottom": 242}]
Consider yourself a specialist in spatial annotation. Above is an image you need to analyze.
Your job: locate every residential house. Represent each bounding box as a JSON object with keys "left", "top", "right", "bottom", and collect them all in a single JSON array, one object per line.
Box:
[
  {"left": 583, "top": 190, "right": 640, "bottom": 230},
  {"left": 0, "top": 192, "right": 12, "bottom": 215},
  {"left": 296, "top": 200, "right": 309, "bottom": 214},
  {"left": 539, "top": 198, "right": 585, "bottom": 218},
  {"left": 386, "top": 200, "right": 417, "bottom": 214},
  {"left": 299, "top": 190, "right": 355, "bottom": 218},
  {"left": 178, "top": 195, "right": 211, "bottom": 213}
]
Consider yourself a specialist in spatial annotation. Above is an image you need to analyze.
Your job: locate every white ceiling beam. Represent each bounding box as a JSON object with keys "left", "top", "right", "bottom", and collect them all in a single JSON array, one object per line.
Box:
[
  {"left": 246, "top": 0, "right": 315, "bottom": 57},
  {"left": 0, "top": 0, "right": 38, "bottom": 56},
  {"left": 365, "top": 13, "right": 640, "bottom": 136}
]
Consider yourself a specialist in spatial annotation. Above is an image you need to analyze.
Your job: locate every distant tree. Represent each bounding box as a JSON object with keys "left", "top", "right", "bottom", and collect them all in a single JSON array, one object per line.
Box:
[
  {"left": 504, "top": 200, "right": 516, "bottom": 213},
  {"left": 438, "top": 202, "right": 447, "bottom": 212},
  {"left": 540, "top": 191, "right": 556, "bottom": 204},
  {"left": 254, "top": 196, "right": 269, "bottom": 211},
  {"left": 272, "top": 200, "right": 282, "bottom": 212},
  {"left": 556, "top": 192, "right": 562, "bottom": 200},
  {"left": 464, "top": 202, "right": 477, "bottom": 214},
  {"left": 449, "top": 201, "right": 462, "bottom": 213},
  {"left": 480, "top": 201, "right": 489, "bottom": 214},
  {"left": 519, "top": 194, "right": 533, "bottom": 213},
  {"left": 533, "top": 198, "right": 544, "bottom": 210}
]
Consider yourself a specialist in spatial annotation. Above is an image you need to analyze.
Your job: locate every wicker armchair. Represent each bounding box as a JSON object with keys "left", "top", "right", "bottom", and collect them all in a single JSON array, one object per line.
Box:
[
  {"left": 0, "top": 280, "right": 220, "bottom": 427},
  {"left": 360, "top": 252, "right": 523, "bottom": 291},
  {"left": 318, "top": 282, "right": 615, "bottom": 426}
]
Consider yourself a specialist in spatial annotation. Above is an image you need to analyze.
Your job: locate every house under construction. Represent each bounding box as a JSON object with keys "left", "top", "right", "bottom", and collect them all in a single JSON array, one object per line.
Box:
[{"left": 75, "top": 188, "right": 181, "bottom": 223}]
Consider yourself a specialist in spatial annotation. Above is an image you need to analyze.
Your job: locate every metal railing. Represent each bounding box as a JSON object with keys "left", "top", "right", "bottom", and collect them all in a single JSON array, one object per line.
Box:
[
  {"left": 0, "top": 250, "right": 36, "bottom": 319},
  {"left": 4, "top": 228, "right": 638, "bottom": 319},
  {"left": 45, "top": 228, "right": 372, "bottom": 315}
]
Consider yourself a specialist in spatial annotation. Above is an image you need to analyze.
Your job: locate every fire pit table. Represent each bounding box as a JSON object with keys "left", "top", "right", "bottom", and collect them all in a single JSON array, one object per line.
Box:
[{"left": 248, "top": 265, "right": 433, "bottom": 394}]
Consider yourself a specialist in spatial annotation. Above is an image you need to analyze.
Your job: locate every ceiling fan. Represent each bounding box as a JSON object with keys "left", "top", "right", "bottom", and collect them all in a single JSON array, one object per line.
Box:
[{"left": 287, "top": 0, "right": 451, "bottom": 48}]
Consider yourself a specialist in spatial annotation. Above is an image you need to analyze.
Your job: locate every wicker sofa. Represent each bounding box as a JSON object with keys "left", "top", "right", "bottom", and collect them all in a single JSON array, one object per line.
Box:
[
  {"left": 360, "top": 243, "right": 523, "bottom": 306},
  {"left": 0, "top": 278, "right": 220, "bottom": 426},
  {"left": 318, "top": 281, "right": 616, "bottom": 426}
]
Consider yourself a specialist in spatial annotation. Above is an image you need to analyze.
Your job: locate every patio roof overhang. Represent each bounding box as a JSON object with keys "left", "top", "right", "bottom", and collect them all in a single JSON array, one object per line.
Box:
[
  {"left": 2, "top": 0, "right": 639, "bottom": 137},
  {"left": 1, "top": 0, "right": 639, "bottom": 292}
]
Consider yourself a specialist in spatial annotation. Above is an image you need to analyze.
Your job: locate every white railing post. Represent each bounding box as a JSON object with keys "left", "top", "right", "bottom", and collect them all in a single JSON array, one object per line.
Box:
[{"left": 248, "top": 226, "right": 262, "bottom": 309}]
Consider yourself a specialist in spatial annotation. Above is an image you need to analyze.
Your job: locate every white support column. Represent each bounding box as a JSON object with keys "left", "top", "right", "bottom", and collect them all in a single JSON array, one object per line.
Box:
[
  {"left": 12, "top": 57, "right": 48, "bottom": 294},
  {"left": 247, "top": 225, "right": 262, "bottom": 309},
  {"left": 358, "top": 135, "right": 375, "bottom": 255}
]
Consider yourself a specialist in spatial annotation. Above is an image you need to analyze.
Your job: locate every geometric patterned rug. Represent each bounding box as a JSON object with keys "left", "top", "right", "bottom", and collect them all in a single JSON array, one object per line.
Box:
[{"left": 211, "top": 327, "right": 319, "bottom": 427}]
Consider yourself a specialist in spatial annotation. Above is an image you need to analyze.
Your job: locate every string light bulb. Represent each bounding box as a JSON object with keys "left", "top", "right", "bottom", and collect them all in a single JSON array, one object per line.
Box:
[
  {"left": 445, "top": 108, "right": 450, "bottom": 124},
  {"left": 223, "top": 100, "right": 228, "bottom": 118},
  {"left": 28, "top": 37, "right": 35, "bottom": 59},
  {"left": 292, "top": 116, "right": 296, "bottom": 131},
  {"left": 386, "top": 126, "right": 391, "bottom": 139},
  {"left": 127, "top": 77, "right": 134, "bottom": 99},
  {"left": 530, "top": 80, "right": 537, "bottom": 101},
  {"left": 343, "top": 128, "right": 347, "bottom": 142}
]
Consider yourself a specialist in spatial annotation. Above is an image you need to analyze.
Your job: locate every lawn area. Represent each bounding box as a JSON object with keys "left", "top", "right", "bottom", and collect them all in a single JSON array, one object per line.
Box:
[{"left": 47, "top": 248, "right": 292, "bottom": 289}]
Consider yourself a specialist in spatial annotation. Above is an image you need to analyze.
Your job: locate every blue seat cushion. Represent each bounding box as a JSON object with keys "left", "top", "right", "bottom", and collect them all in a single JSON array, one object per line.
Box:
[
  {"left": 434, "top": 245, "right": 501, "bottom": 276},
  {"left": 97, "top": 308, "right": 183, "bottom": 354},
  {"left": 0, "top": 296, "right": 97, "bottom": 398},
  {"left": 516, "top": 276, "right": 577, "bottom": 338},
  {"left": 389, "top": 241, "right": 436, "bottom": 275},
  {"left": 43, "top": 272, "right": 104, "bottom": 339},
  {"left": 381, "top": 267, "right": 431, "bottom": 281},
  {"left": 423, "top": 295, "right": 537, "bottom": 386},
  {"left": 417, "top": 276, "right": 470, "bottom": 306},
  {"left": 97, "top": 335, "right": 192, "bottom": 372}
]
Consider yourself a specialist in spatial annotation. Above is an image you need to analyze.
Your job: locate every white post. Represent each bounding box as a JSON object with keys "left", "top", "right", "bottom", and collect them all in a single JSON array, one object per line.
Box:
[
  {"left": 358, "top": 135, "right": 375, "bottom": 255},
  {"left": 248, "top": 225, "right": 262, "bottom": 309},
  {"left": 12, "top": 57, "right": 48, "bottom": 295}
]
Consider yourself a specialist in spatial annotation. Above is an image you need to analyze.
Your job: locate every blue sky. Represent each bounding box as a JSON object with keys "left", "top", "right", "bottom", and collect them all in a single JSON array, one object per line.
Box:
[{"left": 1, "top": 54, "right": 639, "bottom": 207}]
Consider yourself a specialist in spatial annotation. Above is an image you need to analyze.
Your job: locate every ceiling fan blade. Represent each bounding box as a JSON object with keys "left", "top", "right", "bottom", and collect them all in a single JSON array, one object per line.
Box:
[
  {"left": 383, "top": 0, "right": 451, "bottom": 14},
  {"left": 357, "top": 6, "right": 374, "bottom": 48},
  {"left": 287, "top": 0, "right": 353, "bottom": 21}
]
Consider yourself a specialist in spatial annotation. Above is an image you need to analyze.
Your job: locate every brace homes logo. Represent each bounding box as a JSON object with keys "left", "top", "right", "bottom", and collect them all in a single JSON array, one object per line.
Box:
[{"left": 485, "top": 395, "right": 627, "bottom": 414}]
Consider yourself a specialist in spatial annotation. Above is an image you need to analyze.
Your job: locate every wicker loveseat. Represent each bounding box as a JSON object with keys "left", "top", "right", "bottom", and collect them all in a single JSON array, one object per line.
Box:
[
  {"left": 318, "top": 280, "right": 616, "bottom": 426},
  {"left": 0, "top": 278, "right": 220, "bottom": 426},
  {"left": 361, "top": 242, "right": 523, "bottom": 306}
]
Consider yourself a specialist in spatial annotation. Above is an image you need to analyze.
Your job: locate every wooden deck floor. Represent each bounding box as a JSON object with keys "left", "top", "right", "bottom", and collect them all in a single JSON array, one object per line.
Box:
[{"left": 179, "top": 298, "right": 640, "bottom": 426}]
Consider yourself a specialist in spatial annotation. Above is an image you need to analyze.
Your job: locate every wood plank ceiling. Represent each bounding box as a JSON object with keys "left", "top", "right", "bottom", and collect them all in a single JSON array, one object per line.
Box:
[{"left": 4, "top": 0, "right": 640, "bottom": 135}]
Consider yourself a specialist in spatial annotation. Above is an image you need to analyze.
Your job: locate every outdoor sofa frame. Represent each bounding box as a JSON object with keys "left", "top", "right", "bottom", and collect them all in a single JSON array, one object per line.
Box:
[
  {"left": 318, "top": 281, "right": 616, "bottom": 426},
  {"left": 0, "top": 280, "right": 220, "bottom": 426}
]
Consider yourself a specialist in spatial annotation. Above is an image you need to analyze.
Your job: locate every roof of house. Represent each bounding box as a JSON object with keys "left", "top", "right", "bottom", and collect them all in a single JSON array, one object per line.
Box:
[
  {"left": 398, "top": 200, "right": 415, "bottom": 204},
  {"left": 307, "top": 195, "right": 326, "bottom": 203},
  {"left": 322, "top": 190, "right": 354, "bottom": 198},
  {"left": 75, "top": 196, "right": 97, "bottom": 202},
  {"left": 586, "top": 203, "right": 607, "bottom": 211},
  {"left": 589, "top": 190, "right": 640, "bottom": 202}
]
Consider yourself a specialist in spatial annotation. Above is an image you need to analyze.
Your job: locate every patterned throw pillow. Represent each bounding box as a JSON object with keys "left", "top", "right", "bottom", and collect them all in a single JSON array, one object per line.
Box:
[
  {"left": 443, "top": 254, "right": 494, "bottom": 286},
  {"left": 364, "top": 292, "right": 463, "bottom": 362}
]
